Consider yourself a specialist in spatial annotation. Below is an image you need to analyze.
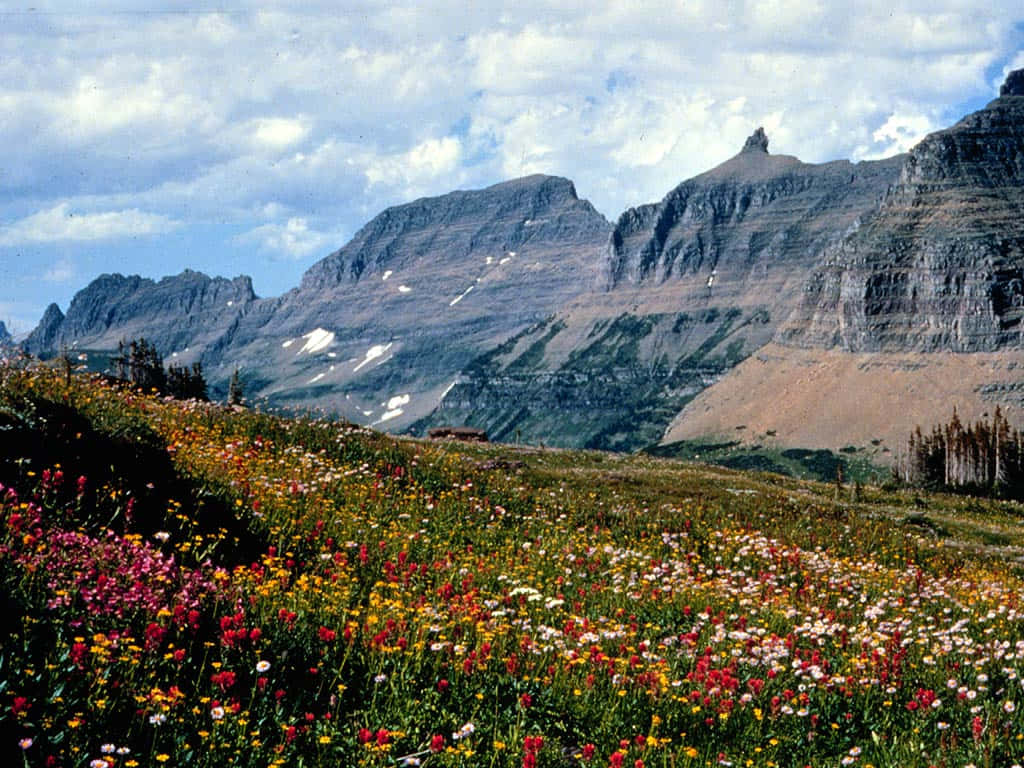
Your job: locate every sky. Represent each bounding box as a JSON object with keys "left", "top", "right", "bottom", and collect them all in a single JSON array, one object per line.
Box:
[{"left": 1, "top": 2, "right": 1022, "bottom": 336}]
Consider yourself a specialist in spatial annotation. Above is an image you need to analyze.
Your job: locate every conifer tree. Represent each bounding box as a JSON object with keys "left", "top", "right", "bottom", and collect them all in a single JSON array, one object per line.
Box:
[{"left": 228, "top": 368, "right": 244, "bottom": 407}]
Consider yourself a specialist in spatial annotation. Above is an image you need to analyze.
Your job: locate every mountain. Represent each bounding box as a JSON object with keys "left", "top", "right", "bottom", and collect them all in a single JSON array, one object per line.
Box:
[
  {"left": 664, "top": 68, "right": 1024, "bottom": 454},
  {"left": 415, "top": 131, "right": 902, "bottom": 449},
  {"left": 24, "top": 303, "right": 65, "bottom": 357},
  {"left": 23, "top": 271, "right": 257, "bottom": 364},
  {"left": 25, "top": 70, "right": 1024, "bottom": 459},
  {"left": 210, "top": 174, "right": 611, "bottom": 426},
  {"left": 25, "top": 175, "right": 611, "bottom": 426}
]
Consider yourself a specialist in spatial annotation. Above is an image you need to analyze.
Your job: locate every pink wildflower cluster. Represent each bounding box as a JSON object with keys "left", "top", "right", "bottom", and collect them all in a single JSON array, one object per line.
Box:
[{"left": 23, "top": 528, "right": 225, "bottom": 619}]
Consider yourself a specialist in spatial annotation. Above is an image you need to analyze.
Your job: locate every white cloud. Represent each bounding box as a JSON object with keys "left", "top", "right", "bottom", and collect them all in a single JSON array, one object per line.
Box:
[
  {"left": 365, "top": 136, "right": 464, "bottom": 194},
  {"left": 238, "top": 217, "right": 334, "bottom": 259},
  {"left": 251, "top": 117, "right": 309, "bottom": 149},
  {"left": 866, "top": 111, "right": 939, "bottom": 158},
  {"left": 0, "top": 203, "right": 180, "bottom": 246}
]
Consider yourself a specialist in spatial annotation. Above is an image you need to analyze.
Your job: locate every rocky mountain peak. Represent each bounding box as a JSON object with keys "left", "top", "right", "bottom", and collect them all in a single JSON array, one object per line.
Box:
[
  {"left": 299, "top": 174, "right": 608, "bottom": 291},
  {"left": 602, "top": 132, "right": 901, "bottom": 289},
  {"left": 23, "top": 271, "right": 258, "bottom": 359},
  {"left": 24, "top": 303, "right": 65, "bottom": 357},
  {"left": 741, "top": 127, "right": 769, "bottom": 154},
  {"left": 0, "top": 321, "right": 9, "bottom": 342},
  {"left": 1000, "top": 68, "right": 1024, "bottom": 97}
]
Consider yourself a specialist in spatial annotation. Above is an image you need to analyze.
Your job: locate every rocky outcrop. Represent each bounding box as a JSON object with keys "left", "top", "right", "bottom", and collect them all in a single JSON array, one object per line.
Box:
[
  {"left": 0, "top": 321, "right": 10, "bottom": 343},
  {"left": 24, "top": 271, "right": 258, "bottom": 362},
  {"left": 300, "top": 175, "right": 605, "bottom": 292},
  {"left": 1001, "top": 69, "right": 1024, "bottom": 97},
  {"left": 23, "top": 303, "right": 65, "bottom": 357},
  {"left": 604, "top": 129, "right": 902, "bottom": 291},
  {"left": 781, "top": 69, "right": 1024, "bottom": 352}
]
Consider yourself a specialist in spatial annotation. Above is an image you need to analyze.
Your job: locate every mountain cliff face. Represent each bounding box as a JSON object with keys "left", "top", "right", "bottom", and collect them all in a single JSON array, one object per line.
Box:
[
  {"left": 663, "top": 69, "right": 1024, "bottom": 456},
  {"left": 24, "top": 303, "right": 65, "bottom": 357},
  {"left": 604, "top": 128, "right": 902, "bottom": 292},
  {"left": 211, "top": 174, "right": 611, "bottom": 425},
  {"left": 23, "top": 271, "right": 257, "bottom": 363},
  {"left": 780, "top": 72, "right": 1024, "bottom": 352},
  {"left": 416, "top": 133, "right": 902, "bottom": 449},
  {"left": 300, "top": 175, "right": 605, "bottom": 293}
]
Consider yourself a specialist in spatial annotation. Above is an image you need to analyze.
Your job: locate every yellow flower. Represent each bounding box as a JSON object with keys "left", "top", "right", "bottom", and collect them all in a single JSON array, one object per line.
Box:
[{"left": 156, "top": 755, "right": 170, "bottom": 763}]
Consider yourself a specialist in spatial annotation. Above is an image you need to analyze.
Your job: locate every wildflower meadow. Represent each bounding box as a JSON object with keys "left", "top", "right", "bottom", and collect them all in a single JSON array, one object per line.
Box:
[{"left": 1, "top": 359, "right": 1023, "bottom": 768}]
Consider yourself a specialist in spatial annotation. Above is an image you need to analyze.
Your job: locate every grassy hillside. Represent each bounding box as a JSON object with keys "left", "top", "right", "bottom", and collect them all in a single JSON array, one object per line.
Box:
[{"left": 1, "top": 360, "right": 1023, "bottom": 768}]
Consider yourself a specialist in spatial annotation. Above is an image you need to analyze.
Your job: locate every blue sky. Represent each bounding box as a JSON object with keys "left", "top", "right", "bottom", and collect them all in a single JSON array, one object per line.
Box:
[{"left": 1, "top": 2, "right": 1022, "bottom": 336}]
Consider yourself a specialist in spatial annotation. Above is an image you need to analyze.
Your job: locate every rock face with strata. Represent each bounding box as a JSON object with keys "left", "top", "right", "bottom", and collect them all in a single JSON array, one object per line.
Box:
[
  {"left": 23, "top": 271, "right": 258, "bottom": 365},
  {"left": 25, "top": 70, "right": 1024, "bottom": 455},
  {"left": 214, "top": 174, "right": 611, "bottom": 425},
  {"left": 604, "top": 129, "right": 902, "bottom": 293},
  {"left": 781, "top": 69, "right": 1024, "bottom": 352},
  {"left": 416, "top": 133, "right": 903, "bottom": 449}
]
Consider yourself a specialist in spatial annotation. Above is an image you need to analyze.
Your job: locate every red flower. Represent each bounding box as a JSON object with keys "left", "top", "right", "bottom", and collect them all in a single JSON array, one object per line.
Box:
[
  {"left": 70, "top": 642, "right": 88, "bottom": 669},
  {"left": 210, "top": 670, "right": 237, "bottom": 690},
  {"left": 357, "top": 728, "right": 373, "bottom": 744},
  {"left": 430, "top": 734, "right": 445, "bottom": 753},
  {"left": 318, "top": 626, "right": 337, "bottom": 642},
  {"left": 580, "top": 744, "right": 596, "bottom": 761},
  {"left": 519, "top": 693, "right": 533, "bottom": 709},
  {"left": 523, "top": 735, "right": 543, "bottom": 752},
  {"left": 11, "top": 696, "right": 30, "bottom": 716}
]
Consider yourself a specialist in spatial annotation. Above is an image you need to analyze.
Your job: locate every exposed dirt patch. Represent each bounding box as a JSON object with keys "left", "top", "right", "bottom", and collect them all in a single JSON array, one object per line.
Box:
[{"left": 663, "top": 343, "right": 1024, "bottom": 460}]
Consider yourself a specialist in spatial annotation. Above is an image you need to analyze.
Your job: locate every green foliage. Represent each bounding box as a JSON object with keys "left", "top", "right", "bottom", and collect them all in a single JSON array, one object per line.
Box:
[{"left": 110, "top": 337, "right": 209, "bottom": 402}]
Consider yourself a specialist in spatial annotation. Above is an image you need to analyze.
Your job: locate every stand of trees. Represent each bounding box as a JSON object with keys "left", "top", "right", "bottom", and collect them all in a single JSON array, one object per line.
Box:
[
  {"left": 110, "top": 338, "right": 208, "bottom": 402},
  {"left": 896, "top": 407, "right": 1024, "bottom": 498}
]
